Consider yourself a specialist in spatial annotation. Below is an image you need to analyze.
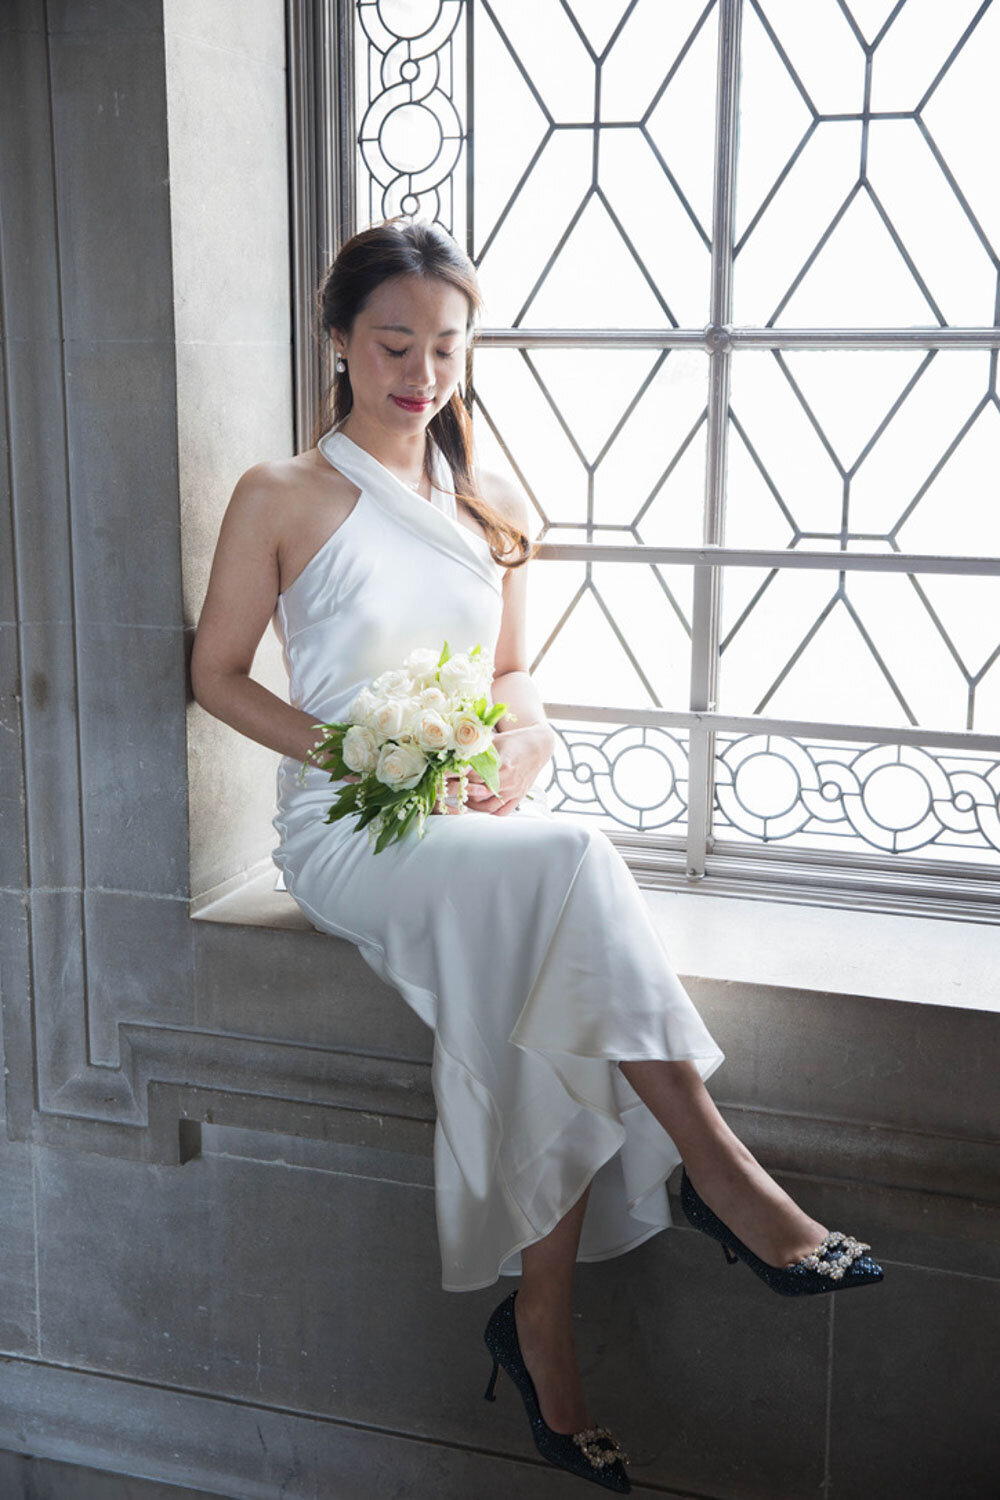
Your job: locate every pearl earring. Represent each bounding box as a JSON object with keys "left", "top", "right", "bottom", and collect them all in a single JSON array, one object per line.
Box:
[{"left": 335, "top": 354, "right": 346, "bottom": 373}]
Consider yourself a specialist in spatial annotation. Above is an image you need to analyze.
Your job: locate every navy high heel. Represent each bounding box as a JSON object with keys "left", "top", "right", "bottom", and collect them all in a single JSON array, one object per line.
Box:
[
  {"left": 679, "top": 1166, "right": 885, "bottom": 1296},
  {"left": 483, "top": 1290, "right": 631, "bottom": 1493}
]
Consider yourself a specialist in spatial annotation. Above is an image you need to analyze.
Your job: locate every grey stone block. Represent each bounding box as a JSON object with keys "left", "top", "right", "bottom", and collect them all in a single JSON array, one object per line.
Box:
[
  {"left": 0, "top": 28, "right": 59, "bottom": 342},
  {"left": 0, "top": 623, "right": 26, "bottom": 893},
  {"left": 830, "top": 1260, "right": 1000, "bottom": 1498},
  {"left": 6, "top": 336, "right": 73, "bottom": 627},
  {"left": 27, "top": 889, "right": 87, "bottom": 1111},
  {"left": 0, "top": 1450, "right": 223, "bottom": 1500},
  {"left": 49, "top": 30, "right": 173, "bottom": 344},
  {"left": 0, "top": 890, "right": 33, "bottom": 1140},
  {"left": 193, "top": 918, "right": 432, "bottom": 1059},
  {"left": 0, "top": 1134, "right": 37, "bottom": 1357},
  {"left": 64, "top": 338, "right": 183, "bottom": 629},
  {"left": 46, "top": 1, "right": 164, "bottom": 33},
  {"left": 0, "top": 1, "right": 45, "bottom": 32},
  {"left": 18, "top": 621, "right": 83, "bottom": 890},
  {"left": 83, "top": 890, "right": 195, "bottom": 1066},
  {"left": 0, "top": 1356, "right": 685, "bottom": 1499},
  {"left": 0, "top": 332, "right": 11, "bottom": 647},
  {"left": 77, "top": 620, "right": 189, "bottom": 897},
  {"left": 688, "top": 978, "right": 998, "bottom": 1143}
]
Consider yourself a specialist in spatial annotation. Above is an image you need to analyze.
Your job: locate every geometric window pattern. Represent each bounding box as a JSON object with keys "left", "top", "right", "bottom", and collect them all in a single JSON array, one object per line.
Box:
[
  {"left": 347, "top": 0, "right": 1000, "bottom": 909},
  {"left": 545, "top": 723, "right": 1000, "bottom": 861}
]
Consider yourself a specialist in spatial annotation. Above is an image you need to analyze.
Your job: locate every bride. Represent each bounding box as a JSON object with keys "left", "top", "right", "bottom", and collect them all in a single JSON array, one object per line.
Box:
[{"left": 190, "top": 217, "right": 883, "bottom": 1494}]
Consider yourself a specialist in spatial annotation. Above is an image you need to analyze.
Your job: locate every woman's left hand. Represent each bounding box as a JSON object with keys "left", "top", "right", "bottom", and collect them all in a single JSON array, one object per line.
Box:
[{"left": 440, "top": 724, "right": 554, "bottom": 817}]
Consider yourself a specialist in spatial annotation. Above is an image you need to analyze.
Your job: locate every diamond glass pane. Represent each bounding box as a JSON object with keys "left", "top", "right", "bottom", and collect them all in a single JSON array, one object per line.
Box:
[
  {"left": 734, "top": 0, "right": 1000, "bottom": 327},
  {"left": 718, "top": 560, "right": 1000, "bottom": 729},
  {"left": 470, "top": 0, "right": 717, "bottom": 326},
  {"left": 728, "top": 349, "right": 1000, "bottom": 552},
  {"left": 471, "top": 345, "right": 708, "bottom": 535}
]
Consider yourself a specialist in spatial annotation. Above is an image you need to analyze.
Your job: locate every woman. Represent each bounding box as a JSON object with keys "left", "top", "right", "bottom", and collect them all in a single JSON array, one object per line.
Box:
[{"left": 190, "top": 218, "right": 883, "bottom": 1494}]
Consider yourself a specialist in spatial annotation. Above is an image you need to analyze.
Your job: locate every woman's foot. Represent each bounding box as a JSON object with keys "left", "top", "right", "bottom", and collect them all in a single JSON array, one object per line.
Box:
[
  {"left": 513, "top": 1288, "right": 593, "bottom": 1435},
  {"left": 683, "top": 1147, "right": 830, "bottom": 1269}
]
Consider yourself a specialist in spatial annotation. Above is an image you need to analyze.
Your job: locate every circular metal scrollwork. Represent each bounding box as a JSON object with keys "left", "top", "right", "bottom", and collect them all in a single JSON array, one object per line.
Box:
[
  {"left": 357, "top": 1, "right": 464, "bottom": 227},
  {"left": 541, "top": 724, "right": 1000, "bottom": 856},
  {"left": 541, "top": 724, "right": 688, "bottom": 832},
  {"left": 716, "top": 734, "right": 1000, "bottom": 855}
]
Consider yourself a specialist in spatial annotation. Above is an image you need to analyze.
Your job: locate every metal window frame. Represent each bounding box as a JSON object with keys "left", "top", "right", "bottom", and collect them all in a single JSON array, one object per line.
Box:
[{"left": 290, "top": 0, "right": 1000, "bottom": 922}]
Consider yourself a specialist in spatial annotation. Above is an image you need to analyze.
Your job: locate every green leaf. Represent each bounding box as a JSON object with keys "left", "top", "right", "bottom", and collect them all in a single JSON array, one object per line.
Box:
[
  {"left": 397, "top": 802, "right": 421, "bottom": 841},
  {"left": 483, "top": 702, "right": 506, "bottom": 727},
  {"left": 437, "top": 640, "right": 451, "bottom": 667},
  {"left": 474, "top": 695, "right": 487, "bottom": 718},
  {"left": 374, "top": 817, "right": 399, "bottom": 854},
  {"left": 470, "top": 746, "right": 500, "bottom": 794}
]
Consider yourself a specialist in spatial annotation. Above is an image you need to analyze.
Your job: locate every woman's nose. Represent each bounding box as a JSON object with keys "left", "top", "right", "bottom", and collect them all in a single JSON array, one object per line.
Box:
[{"left": 406, "top": 348, "right": 435, "bottom": 387}]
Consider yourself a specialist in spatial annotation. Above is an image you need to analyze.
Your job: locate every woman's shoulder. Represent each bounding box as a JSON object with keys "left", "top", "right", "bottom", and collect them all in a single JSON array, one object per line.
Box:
[
  {"left": 228, "top": 450, "right": 360, "bottom": 537},
  {"left": 233, "top": 449, "right": 357, "bottom": 505}
]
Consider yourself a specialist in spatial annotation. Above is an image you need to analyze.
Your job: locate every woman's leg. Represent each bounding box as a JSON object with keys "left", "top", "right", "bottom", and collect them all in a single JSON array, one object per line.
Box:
[
  {"left": 618, "top": 1058, "right": 828, "bottom": 1267},
  {"left": 516, "top": 1183, "right": 596, "bottom": 1434},
  {"left": 511, "top": 1058, "right": 829, "bottom": 1439}
]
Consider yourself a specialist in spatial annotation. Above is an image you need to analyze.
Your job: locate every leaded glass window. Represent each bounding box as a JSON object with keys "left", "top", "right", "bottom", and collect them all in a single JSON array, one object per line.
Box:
[{"left": 329, "top": 0, "right": 1000, "bottom": 918}]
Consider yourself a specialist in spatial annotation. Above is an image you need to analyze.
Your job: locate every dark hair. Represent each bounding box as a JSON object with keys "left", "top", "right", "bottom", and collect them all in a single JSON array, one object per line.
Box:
[{"left": 313, "top": 218, "right": 535, "bottom": 570}]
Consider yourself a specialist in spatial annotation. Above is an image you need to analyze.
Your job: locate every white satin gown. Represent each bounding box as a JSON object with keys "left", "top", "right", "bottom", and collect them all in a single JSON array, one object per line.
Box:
[{"left": 271, "top": 423, "right": 725, "bottom": 1292}]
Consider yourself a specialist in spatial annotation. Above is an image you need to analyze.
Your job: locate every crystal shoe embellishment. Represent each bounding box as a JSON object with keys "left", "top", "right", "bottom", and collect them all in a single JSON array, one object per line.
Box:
[
  {"left": 797, "top": 1230, "right": 871, "bottom": 1280},
  {"left": 572, "top": 1426, "right": 630, "bottom": 1469}
]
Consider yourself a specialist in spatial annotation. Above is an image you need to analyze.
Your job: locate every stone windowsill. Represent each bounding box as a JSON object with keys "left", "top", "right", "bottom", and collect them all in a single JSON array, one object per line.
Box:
[{"left": 192, "top": 861, "right": 1000, "bottom": 1016}]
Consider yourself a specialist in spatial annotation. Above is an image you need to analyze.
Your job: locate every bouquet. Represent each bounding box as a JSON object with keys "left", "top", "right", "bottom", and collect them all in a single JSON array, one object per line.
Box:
[{"left": 302, "top": 641, "right": 513, "bottom": 854}]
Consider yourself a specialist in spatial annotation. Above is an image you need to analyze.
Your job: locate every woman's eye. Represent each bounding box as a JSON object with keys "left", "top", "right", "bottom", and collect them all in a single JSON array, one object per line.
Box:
[{"left": 382, "top": 345, "right": 458, "bottom": 359}]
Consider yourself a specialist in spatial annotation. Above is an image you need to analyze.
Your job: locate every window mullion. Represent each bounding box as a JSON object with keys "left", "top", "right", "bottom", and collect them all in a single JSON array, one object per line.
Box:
[{"left": 687, "top": 0, "right": 742, "bottom": 881}]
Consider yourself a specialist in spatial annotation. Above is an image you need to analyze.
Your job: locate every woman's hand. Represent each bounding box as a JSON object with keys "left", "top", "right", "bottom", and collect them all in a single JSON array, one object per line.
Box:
[{"left": 436, "top": 723, "right": 554, "bottom": 817}]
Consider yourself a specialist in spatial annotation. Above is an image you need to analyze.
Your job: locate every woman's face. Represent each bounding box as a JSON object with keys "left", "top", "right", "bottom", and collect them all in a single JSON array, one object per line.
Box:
[{"left": 334, "top": 273, "right": 471, "bottom": 436}]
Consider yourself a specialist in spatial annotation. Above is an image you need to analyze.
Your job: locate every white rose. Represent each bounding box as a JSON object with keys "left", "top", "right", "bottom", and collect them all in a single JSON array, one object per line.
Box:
[
  {"left": 371, "top": 697, "right": 407, "bottom": 741},
  {"left": 414, "top": 710, "right": 455, "bottom": 754},
  {"left": 438, "top": 653, "right": 483, "bottom": 700},
  {"left": 419, "top": 685, "right": 449, "bottom": 712},
  {"left": 348, "top": 685, "right": 378, "bottom": 726},
  {"left": 375, "top": 740, "right": 428, "bottom": 790},
  {"left": 450, "top": 711, "right": 492, "bottom": 758},
  {"left": 396, "top": 695, "right": 427, "bottom": 740},
  {"left": 371, "top": 667, "right": 412, "bottom": 697},
  {"left": 341, "top": 724, "right": 380, "bottom": 774},
  {"left": 403, "top": 648, "right": 440, "bottom": 687}
]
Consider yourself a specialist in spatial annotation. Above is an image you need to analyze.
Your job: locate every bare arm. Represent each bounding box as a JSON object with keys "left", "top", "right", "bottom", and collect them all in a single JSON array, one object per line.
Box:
[
  {"left": 489, "top": 477, "right": 555, "bottom": 756},
  {"left": 189, "top": 467, "right": 326, "bottom": 769}
]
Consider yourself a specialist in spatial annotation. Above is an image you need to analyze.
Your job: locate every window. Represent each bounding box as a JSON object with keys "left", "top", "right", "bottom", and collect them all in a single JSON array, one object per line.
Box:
[{"left": 291, "top": 0, "right": 1000, "bottom": 920}]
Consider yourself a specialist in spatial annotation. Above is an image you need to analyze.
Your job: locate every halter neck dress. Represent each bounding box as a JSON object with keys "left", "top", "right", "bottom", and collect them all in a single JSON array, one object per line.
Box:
[{"left": 271, "top": 423, "right": 725, "bottom": 1293}]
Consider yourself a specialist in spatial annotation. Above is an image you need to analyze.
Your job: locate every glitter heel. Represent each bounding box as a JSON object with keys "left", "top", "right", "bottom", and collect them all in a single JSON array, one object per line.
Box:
[
  {"left": 680, "top": 1165, "right": 885, "bottom": 1296},
  {"left": 482, "top": 1289, "right": 631, "bottom": 1493}
]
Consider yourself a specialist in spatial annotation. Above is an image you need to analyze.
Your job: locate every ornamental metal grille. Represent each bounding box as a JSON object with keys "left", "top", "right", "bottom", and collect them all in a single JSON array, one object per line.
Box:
[{"left": 342, "top": 0, "right": 1000, "bottom": 917}]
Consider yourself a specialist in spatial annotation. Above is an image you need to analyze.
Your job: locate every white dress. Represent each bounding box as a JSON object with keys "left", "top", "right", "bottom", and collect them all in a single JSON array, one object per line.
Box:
[{"left": 271, "top": 423, "right": 726, "bottom": 1293}]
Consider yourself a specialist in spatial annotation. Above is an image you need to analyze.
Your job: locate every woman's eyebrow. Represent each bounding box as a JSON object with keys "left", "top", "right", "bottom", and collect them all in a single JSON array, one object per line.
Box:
[{"left": 373, "top": 323, "right": 462, "bottom": 336}]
